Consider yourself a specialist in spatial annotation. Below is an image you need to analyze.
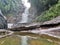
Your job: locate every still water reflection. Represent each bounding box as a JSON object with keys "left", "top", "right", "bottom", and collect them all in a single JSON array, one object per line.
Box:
[
  {"left": 21, "top": 36, "right": 28, "bottom": 45},
  {"left": 0, "top": 32, "right": 60, "bottom": 45},
  {"left": 17, "top": 35, "right": 37, "bottom": 45}
]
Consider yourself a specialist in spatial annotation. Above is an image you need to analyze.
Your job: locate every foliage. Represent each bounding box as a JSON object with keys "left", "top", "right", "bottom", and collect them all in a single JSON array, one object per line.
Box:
[
  {"left": 29, "top": 0, "right": 58, "bottom": 15},
  {"left": 36, "top": 0, "right": 60, "bottom": 22},
  {"left": 0, "top": 0, "right": 23, "bottom": 16}
]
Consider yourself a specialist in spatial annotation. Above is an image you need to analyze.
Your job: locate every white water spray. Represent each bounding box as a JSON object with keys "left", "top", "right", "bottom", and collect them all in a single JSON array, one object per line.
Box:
[{"left": 20, "top": 0, "right": 31, "bottom": 23}]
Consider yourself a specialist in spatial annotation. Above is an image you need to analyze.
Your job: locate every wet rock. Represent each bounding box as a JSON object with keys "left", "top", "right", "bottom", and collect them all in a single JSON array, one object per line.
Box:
[
  {"left": 0, "top": 10, "right": 7, "bottom": 29},
  {"left": 39, "top": 16, "right": 60, "bottom": 28},
  {"left": 43, "top": 16, "right": 60, "bottom": 25},
  {"left": 0, "top": 29, "right": 13, "bottom": 38},
  {"left": 8, "top": 23, "right": 40, "bottom": 31}
]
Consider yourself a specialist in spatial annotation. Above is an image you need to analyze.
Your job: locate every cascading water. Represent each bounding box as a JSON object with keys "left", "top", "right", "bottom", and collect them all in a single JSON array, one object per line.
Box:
[{"left": 20, "top": 0, "right": 31, "bottom": 23}]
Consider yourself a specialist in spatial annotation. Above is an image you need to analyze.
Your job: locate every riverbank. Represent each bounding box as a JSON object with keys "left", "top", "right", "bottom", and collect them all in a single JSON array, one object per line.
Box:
[{"left": 0, "top": 29, "right": 13, "bottom": 38}]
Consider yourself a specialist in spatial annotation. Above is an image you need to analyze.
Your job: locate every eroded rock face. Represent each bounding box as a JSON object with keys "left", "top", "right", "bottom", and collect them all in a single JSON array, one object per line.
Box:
[
  {"left": 29, "top": 7, "right": 37, "bottom": 22},
  {"left": 7, "top": 2, "right": 25, "bottom": 23},
  {"left": 43, "top": 16, "right": 60, "bottom": 25},
  {"left": 0, "top": 10, "right": 7, "bottom": 29}
]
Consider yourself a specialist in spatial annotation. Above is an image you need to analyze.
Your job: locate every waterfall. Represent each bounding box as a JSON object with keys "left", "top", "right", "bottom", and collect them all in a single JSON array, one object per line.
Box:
[
  {"left": 20, "top": 0, "right": 31, "bottom": 23},
  {"left": 8, "top": 23, "right": 13, "bottom": 28}
]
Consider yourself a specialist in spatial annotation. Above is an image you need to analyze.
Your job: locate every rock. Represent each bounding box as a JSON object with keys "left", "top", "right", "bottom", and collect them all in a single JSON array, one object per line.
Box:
[
  {"left": 43, "top": 16, "right": 60, "bottom": 25},
  {"left": 39, "top": 16, "right": 60, "bottom": 28},
  {"left": 8, "top": 23, "right": 40, "bottom": 31},
  {"left": 7, "top": 3, "right": 25, "bottom": 23},
  {"left": 0, "top": 10, "right": 7, "bottom": 29},
  {"left": 29, "top": 6, "right": 37, "bottom": 22},
  {"left": 0, "top": 29, "right": 13, "bottom": 38}
]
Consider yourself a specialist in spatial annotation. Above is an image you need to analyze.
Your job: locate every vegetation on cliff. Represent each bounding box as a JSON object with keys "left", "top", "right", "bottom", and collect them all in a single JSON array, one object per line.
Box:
[
  {"left": 36, "top": 0, "right": 60, "bottom": 22},
  {"left": 30, "top": 0, "right": 60, "bottom": 22},
  {"left": 0, "top": 0, "right": 25, "bottom": 23},
  {"left": 29, "top": 0, "right": 58, "bottom": 15},
  {"left": 0, "top": 0, "right": 24, "bottom": 16}
]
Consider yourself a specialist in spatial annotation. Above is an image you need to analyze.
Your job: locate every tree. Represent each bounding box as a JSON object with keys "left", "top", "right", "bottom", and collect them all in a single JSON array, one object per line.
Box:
[
  {"left": 29, "top": 0, "right": 58, "bottom": 15},
  {"left": 0, "top": 0, "right": 24, "bottom": 16}
]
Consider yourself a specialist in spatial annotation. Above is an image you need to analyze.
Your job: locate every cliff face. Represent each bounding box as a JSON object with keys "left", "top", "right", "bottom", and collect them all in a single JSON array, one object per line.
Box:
[
  {"left": 29, "top": 0, "right": 58, "bottom": 15},
  {"left": 28, "top": 6, "right": 37, "bottom": 22},
  {"left": 43, "top": 16, "right": 60, "bottom": 25},
  {"left": 7, "top": 2, "right": 25, "bottom": 23},
  {"left": 0, "top": 10, "right": 7, "bottom": 29},
  {"left": 7, "top": 0, "right": 59, "bottom": 23}
]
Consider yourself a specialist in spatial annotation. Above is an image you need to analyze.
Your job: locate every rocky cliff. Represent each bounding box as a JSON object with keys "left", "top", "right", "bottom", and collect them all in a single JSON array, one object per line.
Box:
[
  {"left": 7, "top": 1, "right": 25, "bottom": 23},
  {"left": 29, "top": 0, "right": 58, "bottom": 22},
  {"left": 0, "top": 10, "right": 7, "bottom": 29}
]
